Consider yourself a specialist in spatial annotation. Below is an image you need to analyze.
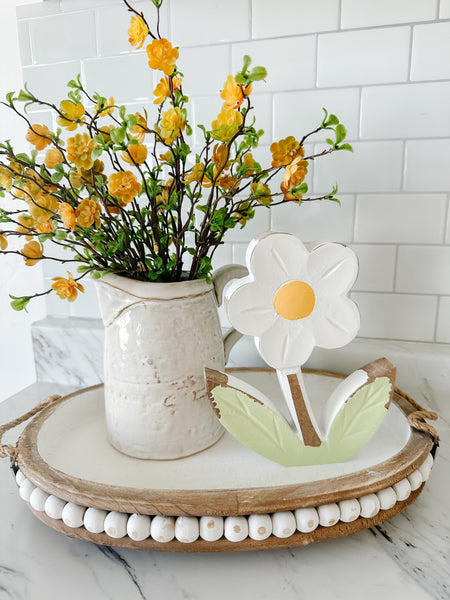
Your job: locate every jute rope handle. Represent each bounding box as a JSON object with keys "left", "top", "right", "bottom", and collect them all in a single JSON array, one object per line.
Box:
[
  {"left": 395, "top": 387, "right": 439, "bottom": 445},
  {"left": 0, "top": 394, "right": 62, "bottom": 462}
]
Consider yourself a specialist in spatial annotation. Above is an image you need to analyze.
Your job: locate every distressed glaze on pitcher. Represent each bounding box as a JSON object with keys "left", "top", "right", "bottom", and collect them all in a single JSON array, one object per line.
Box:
[{"left": 95, "top": 266, "right": 246, "bottom": 459}]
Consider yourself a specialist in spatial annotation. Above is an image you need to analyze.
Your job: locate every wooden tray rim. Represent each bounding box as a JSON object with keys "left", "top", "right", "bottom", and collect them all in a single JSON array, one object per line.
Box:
[{"left": 17, "top": 368, "right": 433, "bottom": 517}]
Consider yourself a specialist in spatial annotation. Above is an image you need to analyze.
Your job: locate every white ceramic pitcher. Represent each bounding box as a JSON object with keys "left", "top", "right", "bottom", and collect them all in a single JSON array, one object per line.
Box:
[{"left": 95, "top": 265, "right": 246, "bottom": 459}]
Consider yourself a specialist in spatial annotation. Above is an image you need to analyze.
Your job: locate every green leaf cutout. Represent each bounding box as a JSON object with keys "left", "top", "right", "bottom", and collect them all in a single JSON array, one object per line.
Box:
[
  {"left": 326, "top": 377, "right": 391, "bottom": 462},
  {"left": 211, "top": 377, "right": 391, "bottom": 467}
]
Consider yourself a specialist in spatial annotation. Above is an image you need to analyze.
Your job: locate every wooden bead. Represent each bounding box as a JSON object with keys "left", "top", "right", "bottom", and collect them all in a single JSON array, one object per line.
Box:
[
  {"left": 104, "top": 511, "right": 128, "bottom": 539},
  {"left": 408, "top": 469, "right": 423, "bottom": 491},
  {"left": 418, "top": 454, "right": 433, "bottom": 482},
  {"left": 62, "top": 502, "right": 86, "bottom": 528},
  {"left": 318, "top": 503, "right": 340, "bottom": 527},
  {"left": 151, "top": 516, "right": 175, "bottom": 543},
  {"left": 15, "top": 470, "right": 26, "bottom": 486},
  {"left": 224, "top": 516, "right": 248, "bottom": 542},
  {"left": 358, "top": 494, "right": 380, "bottom": 518},
  {"left": 295, "top": 507, "right": 319, "bottom": 533},
  {"left": 393, "top": 478, "right": 412, "bottom": 502},
  {"left": 175, "top": 516, "right": 199, "bottom": 543},
  {"left": 84, "top": 508, "right": 108, "bottom": 534},
  {"left": 127, "top": 514, "right": 151, "bottom": 541},
  {"left": 199, "top": 516, "right": 224, "bottom": 542},
  {"left": 19, "top": 479, "right": 36, "bottom": 503},
  {"left": 44, "top": 495, "right": 67, "bottom": 520},
  {"left": 376, "top": 487, "right": 397, "bottom": 511},
  {"left": 29, "top": 487, "right": 50, "bottom": 512},
  {"left": 338, "top": 499, "right": 360, "bottom": 523},
  {"left": 248, "top": 514, "right": 272, "bottom": 540},
  {"left": 272, "top": 511, "right": 296, "bottom": 538}
]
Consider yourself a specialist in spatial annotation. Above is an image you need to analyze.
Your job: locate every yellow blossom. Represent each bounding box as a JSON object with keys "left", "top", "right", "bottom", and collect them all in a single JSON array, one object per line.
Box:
[
  {"left": 56, "top": 100, "right": 85, "bottom": 131},
  {"left": 251, "top": 180, "right": 272, "bottom": 205},
  {"left": 184, "top": 162, "right": 206, "bottom": 185},
  {"left": 26, "top": 124, "right": 51, "bottom": 151},
  {"left": 108, "top": 170, "right": 141, "bottom": 206},
  {"left": 44, "top": 147, "right": 64, "bottom": 169},
  {"left": 220, "top": 75, "right": 252, "bottom": 110},
  {"left": 153, "top": 76, "right": 182, "bottom": 104},
  {"left": 52, "top": 272, "right": 84, "bottom": 302},
  {"left": 35, "top": 222, "right": 53, "bottom": 234},
  {"left": 0, "top": 166, "right": 13, "bottom": 191},
  {"left": 67, "top": 133, "right": 96, "bottom": 170},
  {"left": 218, "top": 173, "right": 237, "bottom": 190},
  {"left": 130, "top": 112, "right": 148, "bottom": 143},
  {"left": 22, "top": 240, "right": 43, "bottom": 266},
  {"left": 28, "top": 192, "right": 58, "bottom": 224},
  {"left": 159, "top": 150, "right": 172, "bottom": 163},
  {"left": 16, "top": 214, "right": 35, "bottom": 240},
  {"left": 95, "top": 96, "right": 115, "bottom": 117},
  {"left": 160, "top": 107, "right": 186, "bottom": 143},
  {"left": 270, "top": 136, "right": 304, "bottom": 168},
  {"left": 128, "top": 15, "right": 149, "bottom": 49},
  {"left": 211, "top": 109, "right": 243, "bottom": 144},
  {"left": 59, "top": 202, "right": 76, "bottom": 231},
  {"left": 146, "top": 38, "right": 179, "bottom": 76},
  {"left": 239, "top": 152, "right": 256, "bottom": 177},
  {"left": 76, "top": 197, "right": 102, "bottom": 228},
  {"left": 97, "top": 124, "right": 114, "bottom": 143},
  {"left": 211, "top": 144, "right": 230, "bottom": 170},
  {"left": 121, "top": 144, "right": 148, "bottom": 165},
  {"left": 280, "top": 155, "right": 309, "bottom": 200},
  {"left": 0, "top": 232, "right": 7, "bottom": 250}
]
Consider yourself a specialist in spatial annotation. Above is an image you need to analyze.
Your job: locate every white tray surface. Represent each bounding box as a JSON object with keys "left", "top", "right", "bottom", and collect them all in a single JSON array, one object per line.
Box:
[{"left": 37, "top": 371, "right": 410, "bottom": 490}]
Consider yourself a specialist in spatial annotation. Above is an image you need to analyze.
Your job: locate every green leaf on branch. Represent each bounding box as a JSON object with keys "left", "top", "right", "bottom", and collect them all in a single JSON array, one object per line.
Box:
[
  {"left": 51, "top": 172, "right": 64, "bottom": 184},
  {"left": 336, "top": 143, "right": 353, "bottom": 152},
  {"left": 10, "top": 295, "right": 30, "bottom": 312},
  {"left": 335, "top": 123, "right": 347, "bottom": 144},
  {"left": 38, "top": 233, "right": 53, "bottom": 243}
]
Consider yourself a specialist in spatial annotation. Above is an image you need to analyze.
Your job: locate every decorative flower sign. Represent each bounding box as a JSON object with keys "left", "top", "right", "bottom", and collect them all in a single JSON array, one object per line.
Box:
[
  {"left": 205, "top": 232, "right": 396, "bottom": 466},
  {"left": 226, "top": 232, "right": 360, "bottom": 446}
]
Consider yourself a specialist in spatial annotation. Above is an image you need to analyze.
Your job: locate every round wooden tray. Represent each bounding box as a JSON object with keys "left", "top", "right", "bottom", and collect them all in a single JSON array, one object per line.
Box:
[{"left": 13, "top": 369, "right": 435, "bottom": 552}]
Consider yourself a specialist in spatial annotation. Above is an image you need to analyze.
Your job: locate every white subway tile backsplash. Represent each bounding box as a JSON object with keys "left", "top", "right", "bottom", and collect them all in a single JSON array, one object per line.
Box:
[
  {"left": 224, "top": 207, "right": 270, "bottom": 243},
  {"left": 411, "top": 22, "right": 450, "bottom": 81},
  {"left": 252, "top": 0, "right": 339, "bottom": 39},
  {"left": 96, "top": 2, "right": 170, "bottom": 57},
  {"left": 270, "top": 195, "right": 355, "bottom": 243},
  {"left": 361, "top": 82, "right": 450, "bottom": 139},
  {"left": 354, "top": 194, "right": 447, "bottom": 244},
  {"left": 351, "top": 245, "right": 396, "bottom": 293},
  {"left": 180, "top": 45, "right": 230, "bottom": 97},
  {"left": 232, "top": 36, "right": 316, "bottom": 93},
  {"left": 17, "top": 1, "right": 61, "bottom": 19},
  {"left": 436, "top": 297, "right": 450, "bottom": 343},
  {"left": 274, "top": 88, "right": 360, "bottom": 142},
  {"left": 22, "top": 61, "right": 81, "bottom": 106},
  {"left": 440, "top": 0, "right": 450, "bottom": 19},
  {"left": 83, "top": 53, "right": 154, "bottom": 103},
  {"left": 29, "top": 11, "right": 96, "bottom": 64},
  {"left": 12, "top": 0, "right": 450, "bottom": 350},
  {"left": 318, "top": 28, "right": 410, "bottom": 87},
  {"left": 314, "top": 142, "right": 403, "bottom": 194},
  {"left": 352, "top": 292, "right": 437, "bottom": 341},
  {"left": 396, "top": 246, "right": 450, "bottom": 295},
  {"left": 341, "top": 0, "right": 437, "bottom": 29},
  {"left": 171, "top": 0, "right": 249, "bottom": 47},
  {"left": 17, "top": 20, "right": 32, "bottom": 66},
  {"left": 405, "top": 140, "right": 450, "bottom": 192}
]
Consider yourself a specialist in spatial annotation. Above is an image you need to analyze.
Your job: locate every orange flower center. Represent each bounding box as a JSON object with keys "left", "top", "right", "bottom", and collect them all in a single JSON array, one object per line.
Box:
[{"left": 273, "top": 281, "right": 315, "bottom": 320}]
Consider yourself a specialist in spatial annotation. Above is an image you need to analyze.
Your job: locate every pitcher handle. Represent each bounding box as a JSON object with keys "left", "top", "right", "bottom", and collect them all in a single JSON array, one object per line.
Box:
[{"left": 212, "top": 264, "right": 248, "bottom": 363}]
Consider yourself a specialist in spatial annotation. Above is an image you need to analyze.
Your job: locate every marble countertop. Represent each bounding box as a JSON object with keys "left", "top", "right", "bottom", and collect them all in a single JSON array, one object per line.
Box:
[{"left": 0, "top": 382, "right": 448, "bottom": 600}]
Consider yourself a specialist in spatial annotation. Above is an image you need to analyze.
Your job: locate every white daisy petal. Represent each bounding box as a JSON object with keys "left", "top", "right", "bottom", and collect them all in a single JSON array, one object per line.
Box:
[
  {"left": 248, "top": 232, "right": 309, "bottom": 283},
  {"left": 257, "top": 318, "right": 315, "bottom": 370},
  {"left": 308, "top": 243, "right": 359, "bottom": 297},
  {"left": 312, "top": 296, "right": 360, "bottom": 349},
  {"left": 226, "top": 280, "right": 277, "bottom": 337}
]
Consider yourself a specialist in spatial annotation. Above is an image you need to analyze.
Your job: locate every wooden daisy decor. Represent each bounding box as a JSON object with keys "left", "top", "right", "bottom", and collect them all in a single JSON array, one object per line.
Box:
[{"left": 206, "top": 232, "right": 397, "bottom": 466}]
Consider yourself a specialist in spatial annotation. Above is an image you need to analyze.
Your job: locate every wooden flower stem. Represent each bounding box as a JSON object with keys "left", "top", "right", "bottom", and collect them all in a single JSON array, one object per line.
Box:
[{"left": 278, "top": 369, "right": 322, "bottom": 447}]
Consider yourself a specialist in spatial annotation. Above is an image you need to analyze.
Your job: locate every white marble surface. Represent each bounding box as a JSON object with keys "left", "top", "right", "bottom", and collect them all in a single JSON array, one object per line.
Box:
[{"left": 0, "top": 382, "right": 448, "bottom": 600}]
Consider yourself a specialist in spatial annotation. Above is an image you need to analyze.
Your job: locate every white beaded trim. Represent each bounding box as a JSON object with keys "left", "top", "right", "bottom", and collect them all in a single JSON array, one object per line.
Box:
[{"left": 16, "top": 453, "right": 434, "bottom": 544}]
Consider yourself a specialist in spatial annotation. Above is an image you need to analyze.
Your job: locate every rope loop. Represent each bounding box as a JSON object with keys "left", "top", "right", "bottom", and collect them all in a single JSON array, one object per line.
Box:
[
  {"left": 395, "top": 387, "right": 439, "bottom": 445},
  {"left": 0, "top": 395, "right": 62, "bottom": 462}
]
